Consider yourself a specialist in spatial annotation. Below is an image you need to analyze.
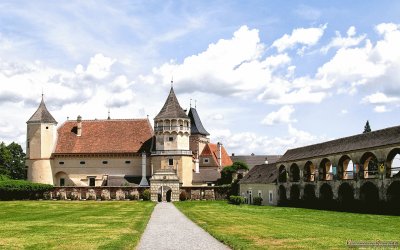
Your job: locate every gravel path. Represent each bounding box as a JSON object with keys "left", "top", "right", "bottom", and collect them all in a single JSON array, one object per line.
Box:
[{"left": 137, "top": 202, "right": 230, "bottom": 250}]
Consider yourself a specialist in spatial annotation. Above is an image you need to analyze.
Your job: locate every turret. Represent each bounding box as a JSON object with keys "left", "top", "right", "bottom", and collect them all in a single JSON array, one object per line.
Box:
[
  {"left": 153, "top": 87, "right": 191, "bottom": 151},
  {"left": 188, "top": 107, "right": 210, "bottom": 157},
  {"left": 26, "top": 95, "right": 57, "bottom": 184}
]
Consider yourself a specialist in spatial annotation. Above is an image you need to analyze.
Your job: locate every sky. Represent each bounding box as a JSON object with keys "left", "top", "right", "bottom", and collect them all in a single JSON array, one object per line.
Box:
[{"left": 1, "top": 1, "right": 400, "bottom": 155}]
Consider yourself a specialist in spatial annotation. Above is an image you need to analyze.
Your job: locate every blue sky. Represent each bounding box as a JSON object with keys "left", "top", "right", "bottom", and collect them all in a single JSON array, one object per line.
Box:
[{"left": 1, "top": 1, "right": 400, "bottom": 155}]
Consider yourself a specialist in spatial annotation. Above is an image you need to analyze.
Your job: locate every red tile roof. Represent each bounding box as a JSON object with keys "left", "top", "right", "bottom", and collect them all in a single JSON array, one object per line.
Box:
[
  {"left": 200, "top": 143, "right": 233, "bottom": 167},
  {"left": 54, "top": 119, "right": 153, "bottom": 154}
]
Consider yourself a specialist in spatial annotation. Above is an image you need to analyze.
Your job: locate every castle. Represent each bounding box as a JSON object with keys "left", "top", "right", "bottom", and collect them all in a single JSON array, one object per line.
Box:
[{"left": 26, "top": 87, "right": 232, "bottom": 201}]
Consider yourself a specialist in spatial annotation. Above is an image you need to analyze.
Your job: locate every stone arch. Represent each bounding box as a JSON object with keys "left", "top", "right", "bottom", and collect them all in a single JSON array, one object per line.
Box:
[
  {"left": 278, "top": 165, "right": 287, "bottom": 183},
  {"left": 289, "top": 163, "right": 300, "bottom": 182},
  {"left": 386, "top": 148, "right": 400, "bottom": 178},
  {"left": 387, "top": 181, "right": 400, "bottom": 208},
  {"left": 278, "top": 185, "right": 287, "bottom": 205},
  {"left": 360, "top": 181, "right": 379, "bottom": 206},
  {"left": 158, "top": 186, "right": 172, "bottom": 202},
  {"left": 289, "top": 185, "right": 300, "bottom": 202},
  {"left": 319, "top": 158, "right": 333, "bottom": 181},
  {"left": 319, "top": 183, "right": 333, "bottom": 201},
  {"left": 303, "top": 184, "right": 316, "bottom": 202},
  {"left": 54, "top": 171, "right": 68, "bottom": 186},
  {"left": 338, "top": 155, "right": 354, "bottom": 180},
  {"left": 360, "top": 152, "right": 379, "bottom": 179},
  {"left": 338, "top": 182, "right": 354, "bottom": 205},
  {"left": 303, "top": 161, "right": 315, "bottom": 182}
]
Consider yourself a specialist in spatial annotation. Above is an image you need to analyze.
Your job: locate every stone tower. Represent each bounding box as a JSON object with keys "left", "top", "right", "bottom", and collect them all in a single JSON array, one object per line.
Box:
[
  {"left": 150, "top": 87, "right": 193, "bottom": 201},
  {"left": 26, "top": 96, "right": 57, "bottom": 184}
]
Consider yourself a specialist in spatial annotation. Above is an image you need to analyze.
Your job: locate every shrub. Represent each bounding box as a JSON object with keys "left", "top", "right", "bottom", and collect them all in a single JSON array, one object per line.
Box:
[
  {"left": 126, "top": 193, "right": 138, "bottom": 200},
  {"left": 0, "top": 180, "right": 53, "bottom": 200},
  {"left": 253, "top": 197, "right": 263, "bottom": 206},
  {"left": 179, "top": 190, "right": 188, "bottom": 201},
  {"left": 228, "top": 195, "right": 244, "bottom": 205},
  {"left": 141, "top": 189, "right": 151, "bottom": 201}
]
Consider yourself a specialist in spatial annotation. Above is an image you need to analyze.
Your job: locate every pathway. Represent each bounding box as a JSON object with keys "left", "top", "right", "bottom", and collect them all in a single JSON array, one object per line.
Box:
[{"left": 137, "top": 202, "right": 230, "bottom": 250}]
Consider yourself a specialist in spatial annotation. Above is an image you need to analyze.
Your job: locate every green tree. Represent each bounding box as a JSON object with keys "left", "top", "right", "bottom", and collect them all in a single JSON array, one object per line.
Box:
[
  {"left": 363, "top": 120, "right": 372, "bottom": 133},
  {"left": 218, "top": 161, "right": 249, "bottom": 185},
  {"left": 0, "top": 142, "right": 26, "bottom": 180}
]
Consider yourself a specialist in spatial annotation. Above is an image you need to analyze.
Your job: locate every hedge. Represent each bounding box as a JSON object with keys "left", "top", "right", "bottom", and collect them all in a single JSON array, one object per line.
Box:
[
  {"left": 0, "top": 180, "right": 53, "bottom": 200},
  {"left": 228, "top": 195, "right": 244, "bottom": 205},
  {"left": 253, "top": 196, "right": 263, "bottom": 205}
]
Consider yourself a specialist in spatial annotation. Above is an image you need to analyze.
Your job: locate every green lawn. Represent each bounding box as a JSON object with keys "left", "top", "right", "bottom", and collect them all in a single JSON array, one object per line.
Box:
[
  {"left": 175, "top": 201, "right": 400, "bottom": 249},
  {"left": 0, "top": 201, "right": 155, "bottom": 249}
]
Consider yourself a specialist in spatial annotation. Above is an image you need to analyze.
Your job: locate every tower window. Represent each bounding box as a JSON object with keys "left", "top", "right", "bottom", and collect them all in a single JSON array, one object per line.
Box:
[
  {"left": 59, "top": 161, "right": 65, "bottom": 165},
  {"left": 46, "top": 126, "right": 49, "bottom": 129},
  {"left": 102, "top": 161, "right": 108, "bottom": 164},
  {"left": 168, "top": 159, "right": 174, "bottom": 166},
  {"left": 60, "top": 178, "right": 65, "bottom": 186},
  {"left": 125, "top": 160, "right": 131, "bottom": 164},
  {"left": 80, "top": 161, "right": 86, "bottom": 165},
  {"left": 168, "top": 137, "right": 173, "bottom": 141}
]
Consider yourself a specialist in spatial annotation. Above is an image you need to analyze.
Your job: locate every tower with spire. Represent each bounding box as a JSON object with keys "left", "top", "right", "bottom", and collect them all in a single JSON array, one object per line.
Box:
[
  {"left": 151, "top": 86, "right": 193, "bottom": 198},
  {"left": 26, "top": 95, "right": 58, "bottom": 184}
]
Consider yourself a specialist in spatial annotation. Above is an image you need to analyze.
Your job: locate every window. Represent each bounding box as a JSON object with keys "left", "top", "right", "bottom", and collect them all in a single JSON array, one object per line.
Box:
[
  {"left": 46, "top": 126, "right": 49, "bottom": 129},
  {"left": 269, "top": 191, "right": 273, "bottom": 203},
  {"left": 27, "top": 139, "right": 29, "bottom": 149},
  {"left": 168, "top": 159, "right": 174, "bottom": 166},
  {"left": 89, "top": 177, "right": 95, "bottom": 187},
  {"left": 102, "top": 161, "right": 108, "bottom": 164},
  {"left": 258, "top": 190, "right": 262, "bottom": 197},
  {"left": 168, "top": 137, "right": 173, "bottom": 141},
  {"left": 60, "top": 178, "right": 65, "bottom": 186},
  {"left": 59, "top": 161, "right": 65, "bottom": 165},
  {"left": 203, "top": 158, "right": 209, "bottom": 164},
  {"left": 125, "top": 160, "right": 131, "bottom": 164},
  {"left": 80, "top": 161, "right": 85, "bottom": 165}
]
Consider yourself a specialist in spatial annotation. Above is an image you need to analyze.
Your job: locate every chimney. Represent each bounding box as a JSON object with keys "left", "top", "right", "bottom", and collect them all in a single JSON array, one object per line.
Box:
[
  {"left": 139, "top": 152, "right": 149, "bottom": 186},
  {"left": 217, "top": 142, "right": 222, "bottom": 167},
  {"left": 77, "top": 115, "right": 82, "bottom": 136}
]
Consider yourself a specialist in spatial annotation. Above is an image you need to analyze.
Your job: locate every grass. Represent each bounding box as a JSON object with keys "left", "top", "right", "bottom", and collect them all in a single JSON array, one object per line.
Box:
[
  {"left": 0, "top": 201, "right": 155, "bottom": 249},
  {"left": 175, "top": 201, "right": 400, "bottom": 249}
]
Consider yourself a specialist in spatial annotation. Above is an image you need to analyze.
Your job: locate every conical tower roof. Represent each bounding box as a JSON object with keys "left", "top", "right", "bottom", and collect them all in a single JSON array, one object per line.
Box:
[
  {"left": 27, "top": 96, "right": 57, "bottom": 124},
  {"left": 155, "top": 87, "right": 189, "bottom": 120},
  {"left": 188, "top": 107, "right": 209, "bottom": 136}
]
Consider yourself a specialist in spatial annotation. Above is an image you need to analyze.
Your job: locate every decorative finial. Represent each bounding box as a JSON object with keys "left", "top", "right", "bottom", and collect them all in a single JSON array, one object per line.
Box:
[
  {"left": 195, "top": 100, "right": 197, "bottom": 109},
  {"left": 41, "top": 88, "right": 44, "bottom": 99},
  {"left": 107, "top": 108, "right": 110, "bottom": 120},
  {"left": 190, "top": 98, "right": 192, "bottom": 108},
  {"left": 171, "top": 76, "right": 173, "bottom": 87}
]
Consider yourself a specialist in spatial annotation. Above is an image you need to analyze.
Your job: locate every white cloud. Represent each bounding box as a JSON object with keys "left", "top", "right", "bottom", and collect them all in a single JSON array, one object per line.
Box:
[
  {"left": 145, "top": 25, "right": 271, "bottom": 97},
  {"left": 272, "top": 25, "right": 327, "bottom": 53},
  {"left": 85, "top": 53, "right": 116, "bottom": 79},
  {"left": 321, "top": 26, "right": 366, "bottom": 54},
  {"left": 262, "top": 105, "right": 296, "bottom": 125},
  {"left": 374, "top": 105, "right": 390, "bottom": 113},
  {"left": 362, "top": 92, "right": 400, "bottom": 105},
  {"left": 211, "top": 125, "right": 327, "bottom": 155}
]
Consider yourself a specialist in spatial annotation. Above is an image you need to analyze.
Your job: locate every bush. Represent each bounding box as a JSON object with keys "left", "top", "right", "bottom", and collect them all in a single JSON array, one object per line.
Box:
[
  {"left": 179, "top": 190, "right": 188, "bottom": 201},
  {"left": 141, "top": 189, "right": 151, "bottom": 201},
  {"left": 0, "top": 180, "right": 53, "bottom": 200},
  {"left": 253, "top": 197, "right": 263, "bottom": 206},
  {"left": 228, "top": 195, "right": 244, "bottom": 205}
]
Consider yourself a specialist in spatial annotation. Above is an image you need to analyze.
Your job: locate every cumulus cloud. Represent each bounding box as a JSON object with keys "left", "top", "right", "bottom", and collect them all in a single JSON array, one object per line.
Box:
[
  {"left": 272, "top": 24, "right": 327, "bottom": 53},
  {"left": 262, "top": 105, "right": 296, "bottom": 125},
  {"left": 321, "top": 26, "right": 366, "bottom": 54},
  {"left": 374, "top": 105, "right": 390, "bottom": 113},
  {"left": 211, "top": 125, "right": 327, "bottom": 155},
  {"left": 142, "top": 25, "right": 273, "bottom": 97},
  {"left": 362, "top": 92, "right": 400, "bottom": 105}
]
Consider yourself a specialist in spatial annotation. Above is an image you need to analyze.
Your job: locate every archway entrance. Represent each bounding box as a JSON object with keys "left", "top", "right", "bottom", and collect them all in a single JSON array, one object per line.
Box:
[
  {"left": 278, "top": 185, "right": 287, "bottom": 206},
  {"left": 157, "top": 186, "right": 172, "bottom": 202},
  {"left": 166, "top": 189, "right": 172, "bottom": 202},
  {"left": 360, "top": 182, "right": 379, "bottom": 208}
]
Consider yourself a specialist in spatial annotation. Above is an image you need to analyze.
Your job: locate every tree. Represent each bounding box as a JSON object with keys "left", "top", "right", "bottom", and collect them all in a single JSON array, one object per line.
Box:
[
  {"left": 0, "top": 142, "right": 26, "bottom": 180},
  {"left": 218, "top": 161, "right": 249, "bottom": 185},
  {"left": 363, "top": 120, "right": 372, "bottom": 133}
]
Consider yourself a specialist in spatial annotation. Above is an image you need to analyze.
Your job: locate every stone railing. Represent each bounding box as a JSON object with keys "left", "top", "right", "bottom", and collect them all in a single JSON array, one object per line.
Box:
[
  {"left": 151, "top": 150, "right": 192, "bottom": 156},
  {"left": 48, "top": 186, "right": 148, "bottom": 200}
]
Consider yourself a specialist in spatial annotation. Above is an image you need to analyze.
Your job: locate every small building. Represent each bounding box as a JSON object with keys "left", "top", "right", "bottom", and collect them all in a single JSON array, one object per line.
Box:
[
  {"left": 239, "top": 163, "right": 278, "bottom": 205},
  {"left": 231, "top": 154, "right": 281, "bottom": 170}
]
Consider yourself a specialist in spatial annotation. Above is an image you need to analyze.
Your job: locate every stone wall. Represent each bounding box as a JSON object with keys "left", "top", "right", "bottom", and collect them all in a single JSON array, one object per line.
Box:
[{"left": 49, "top": 186, "right": 147, "bottom": 200}]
